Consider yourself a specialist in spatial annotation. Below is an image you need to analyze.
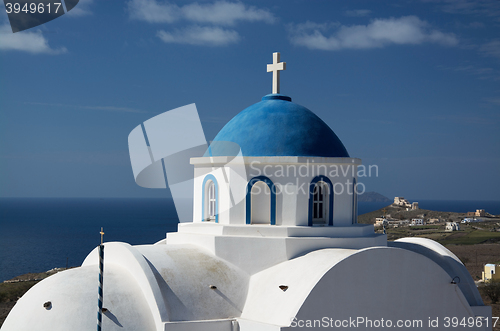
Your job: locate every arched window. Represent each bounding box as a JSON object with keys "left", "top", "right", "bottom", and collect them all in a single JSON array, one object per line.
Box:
[
  {"left": 202, "top": 175, "right": 218, "bottom": 223},
  {"left": 245, "top": 176, "right": 276, "bottom": 225},
  {"left": 208, "top": 181, "right": 216, "bottom": 221},
  {"left": 312, "top": 181, "right": 328, "bottom": 225},
  {"left": 308, "top": 176, "right": 333, "bottom": 226}
]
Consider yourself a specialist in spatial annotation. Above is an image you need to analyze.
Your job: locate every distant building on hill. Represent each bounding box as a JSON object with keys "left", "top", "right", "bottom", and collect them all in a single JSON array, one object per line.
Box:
[
  {"left": 467, "top": 209, "right": 486, "bottom": 217},
  {"left": 445, "top": 222, "right": 460, "bottom": 232},
  {"left": 375, "top": 218, "right": 410, "bottom": 227},
  {"left": 375, "top": 217, "right": 386, "bottom": 226},
  {"left": 394, "top": 197, "right": 411, "bottom": 207},
  {"left": 411, "top": 218, "right": 425, "bottom": 226},
  {"left": 482, "top": 264, "right": 500, "bottom": 282},
  {"left": 393, "top": 197, "right": 419, "bottom": 210}
]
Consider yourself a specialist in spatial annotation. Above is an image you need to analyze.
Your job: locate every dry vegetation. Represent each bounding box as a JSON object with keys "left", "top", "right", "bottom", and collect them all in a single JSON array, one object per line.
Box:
[
  {"left": 447, "top": 244, "right": 500, "bottom": 280},
  {"left": 446, "top": 244, "right": 500, "bottom": 331}
]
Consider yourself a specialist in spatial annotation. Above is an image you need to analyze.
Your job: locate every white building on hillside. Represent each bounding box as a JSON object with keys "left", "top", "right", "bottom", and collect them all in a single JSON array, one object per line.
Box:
[
  {"left": 2, "top": 53, "right": 491, "bottom": 331},
  {"left": 446, "top": 222, "right": 460, "bottom": 232},
  {"left": 411, "top": 218, "right": 425, "bottom": 226}
]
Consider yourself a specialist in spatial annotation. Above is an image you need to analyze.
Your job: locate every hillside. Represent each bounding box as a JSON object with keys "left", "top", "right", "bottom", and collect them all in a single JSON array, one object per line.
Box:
[
  {"left": 358, "top": 203, "right": 500, "bottom": 245},
  {"left": 358, "top": 203, "right": 466, "bottom": 224},
  {"left": 357, "top": 191, "right": 391, "bottom": 202}
]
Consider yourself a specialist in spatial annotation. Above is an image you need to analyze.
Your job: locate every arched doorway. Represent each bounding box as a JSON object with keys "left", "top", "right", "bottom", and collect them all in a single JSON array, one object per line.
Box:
[
  {"left": 246, "top": 176, "right": 276, "bottom": 225},
  {"left": 251, "top": 181, "right": 271, "bottom": 224}
]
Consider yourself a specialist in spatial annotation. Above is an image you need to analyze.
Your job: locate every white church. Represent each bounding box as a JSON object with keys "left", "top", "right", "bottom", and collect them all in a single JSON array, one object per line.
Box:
[{"left": 1, "top": 53, "right": 492, "bottom": 330}]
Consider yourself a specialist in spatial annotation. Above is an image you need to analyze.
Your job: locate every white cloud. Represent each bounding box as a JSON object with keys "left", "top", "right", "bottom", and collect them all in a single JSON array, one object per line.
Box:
[
  {"left": 479, "top": 40, "right": 500, "bottom": 58},
  {"left": 128, "top": 0, "right": 273, "bottom": 47},
  {"left": 127, "top": 0, "right": 275, "bottom": 25},
  {"left": 157, "top": 26, "right": 239, "bottom": 46},
  {"left": 181, "top": 1, "right": 275, "bottom": 25},
  {"left": 344, "top": 9, "right": 372, "bottom": 17},
  {"left": 290, "top": 21, "right": 340, "bottom": 33},
  {"left": 128, "top": 0, "right": 179, "bottom": 23},
  {"left": 289, "top": 16, "right": 458, "bottom": 51},
  {"left": 0, "top": 24, "right": 67, "bottom": 54},
  {"left": 66, "top": 0, "right": 94, "bottom": 16}
]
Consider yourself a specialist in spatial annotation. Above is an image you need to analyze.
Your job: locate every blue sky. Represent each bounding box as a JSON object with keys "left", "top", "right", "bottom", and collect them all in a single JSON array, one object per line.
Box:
[{"left": 0, "top": 0, "right": 499, "bottom": 200}]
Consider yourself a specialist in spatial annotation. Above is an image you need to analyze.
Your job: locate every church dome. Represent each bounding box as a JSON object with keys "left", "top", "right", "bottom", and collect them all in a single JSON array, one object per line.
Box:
[{"left": 207, "top": 94, "right": 349, "bottom": 157}]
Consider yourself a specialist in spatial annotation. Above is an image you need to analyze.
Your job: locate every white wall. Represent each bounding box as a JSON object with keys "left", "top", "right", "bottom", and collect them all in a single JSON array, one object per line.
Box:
[
  {"left": 191, "top": 157, "right": 361, "bottom": 228},
  {"left": 1, "top": 264, "right": 156, "bottom": 331},
  {"left": 241, "top": 247, "right": 491, "bottom": 330}
]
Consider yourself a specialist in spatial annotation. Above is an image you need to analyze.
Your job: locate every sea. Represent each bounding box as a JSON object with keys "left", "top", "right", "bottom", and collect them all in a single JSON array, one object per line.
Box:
[{"left": 0, "top": 198, "right": 499, "bottom": 282}]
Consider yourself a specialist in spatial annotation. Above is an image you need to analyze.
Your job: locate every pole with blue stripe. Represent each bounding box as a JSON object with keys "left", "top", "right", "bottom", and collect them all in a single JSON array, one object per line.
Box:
[{"left": 97, "top": 227, "right": 105, "bottom": 331}]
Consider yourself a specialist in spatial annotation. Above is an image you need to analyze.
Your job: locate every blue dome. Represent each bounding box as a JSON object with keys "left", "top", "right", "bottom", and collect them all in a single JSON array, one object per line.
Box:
[{"left": 207, "top": 94, "right": 349, "bottom": 158}]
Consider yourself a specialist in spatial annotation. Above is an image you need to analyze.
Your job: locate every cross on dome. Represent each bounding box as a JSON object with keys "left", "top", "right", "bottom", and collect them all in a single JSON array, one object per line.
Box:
[{"left": 267, "top": 52, "right": 286, "bottom": 94}]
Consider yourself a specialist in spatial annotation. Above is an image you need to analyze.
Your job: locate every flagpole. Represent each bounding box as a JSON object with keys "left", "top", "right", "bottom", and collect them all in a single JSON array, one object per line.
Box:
[{"left": 97, "top": 227, "right": 105, "bottom": 331}]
